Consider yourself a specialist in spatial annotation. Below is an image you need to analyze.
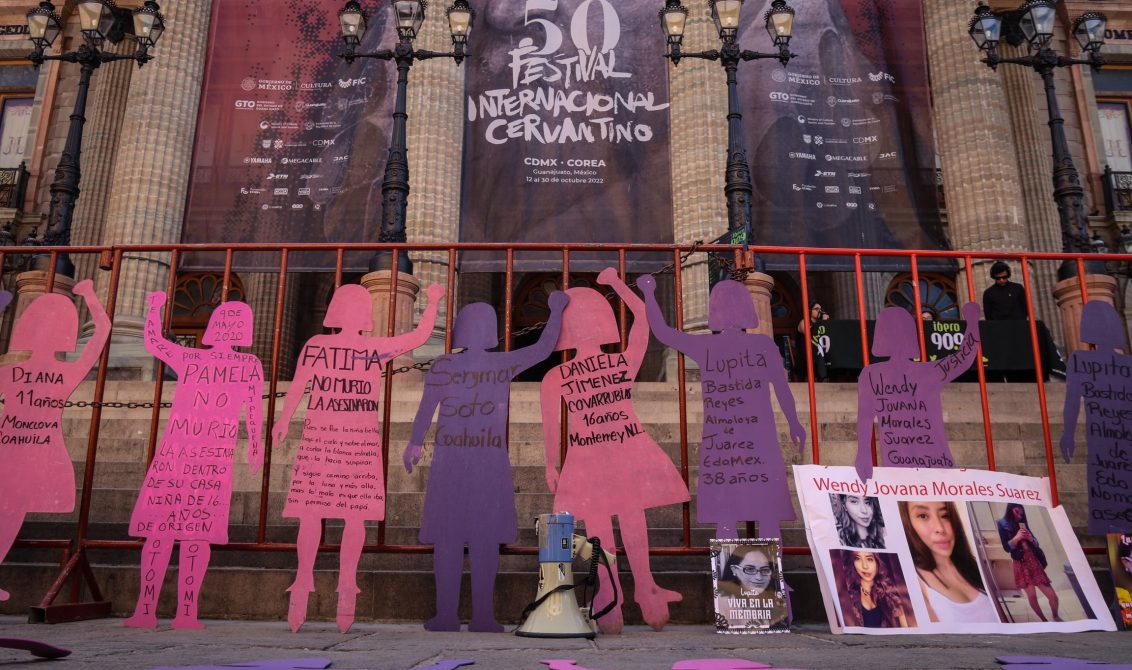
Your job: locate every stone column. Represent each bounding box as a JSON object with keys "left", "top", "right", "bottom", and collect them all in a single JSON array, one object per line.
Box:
[
  {"left": 404, "top": 12, "right": 462, "bottom": 335},
  {"left": 243, "top": 272, "right": 300, "bottom": 381},
  {"left": 743, "top": 272, "right": 775, "bottom": 338},
  {"left": 361, "top": 270, "right": 423, "bottom": 379},
  {"left": 93, "top": 0, "right": 213, "bottom": 376},
  {"left": 72, "top": 39, "right": 133, "bottom": 300},
  {"left": 669, "top": 5, "right": 727, "bottom": 334},
  {"left": 923, "top": 0, "right": 1028, "bottom": 312},
  {"left": 1054, "top": 274, "right": 1118, "bottom": 353},
  {"left": 998, "top": 42, "right": 1064, "bottom": 343}
]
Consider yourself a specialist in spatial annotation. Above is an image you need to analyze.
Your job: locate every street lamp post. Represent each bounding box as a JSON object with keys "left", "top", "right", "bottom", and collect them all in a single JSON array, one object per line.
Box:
[
  {"left": 968, "top": 0, "right": 1107, "bottom": 278},
  {"left": 659, "top": 0, "right": 796, "bottom": 259},
  {"left": 335, "top": 0, "right": 473, "bottom": 275},
  {"left": 25, "top": 0, "right": 165, "bottom": 277}
]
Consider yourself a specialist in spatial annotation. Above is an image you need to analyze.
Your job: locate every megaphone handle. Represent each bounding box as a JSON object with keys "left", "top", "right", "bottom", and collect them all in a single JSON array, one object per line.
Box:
[{"left": 584, "top": 536, "right": 619, "bottom": 621}]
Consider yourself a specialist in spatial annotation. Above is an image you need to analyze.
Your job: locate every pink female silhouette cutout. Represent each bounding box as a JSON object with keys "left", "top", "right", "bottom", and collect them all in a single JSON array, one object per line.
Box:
[
  {"left": 639, "top": 277, "right": 804, "bottom": 540},
  {"left": 405, "top": 293, "right": 567, "bottom": 632},
  {"left": 125, "top": 293, "right": 264, "bottom": 630},
  {"left": 275, "top": 282, "right": 443, "bottom": 633},
  {"left": 540, "top": 268, "right": 690, "bottom": 633},
  {"left": 855, "top": 303, "right": 981, "bottom": 482},
  {"left": 0, "top": 282, "right": 108, "bottom": 602},
  {"left": 1060, "top": 301, "right": 1132, "bottom": 534}
]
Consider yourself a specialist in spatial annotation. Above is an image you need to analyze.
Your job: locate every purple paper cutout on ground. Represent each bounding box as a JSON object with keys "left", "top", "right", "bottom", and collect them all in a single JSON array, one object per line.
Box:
[
  {"left": 670, "top": 661, "right": 773, "bottom": 670},
  {"left": 1060, "top": 301, "right": 1132, "bottom": 535},
  {"left": 855, "top": 303, "right": 981, "bottom": 482},
  {"left": 0, "top": 281, "right": 109, "bottom": 603},
  {"left": 0, "top": 637, "right": 72, "bottom": 659},
  {"left": 540, "top": 268, "right": 691, "bottom": 634},
  {"left": 406, "top": 294, "right": 566, "bottom": 632},
  {"left": 275, "top": 283, "right": 444, "bottom": 633},
  {"left": 125, "top": 294, "right": 264, "bottom": 630},
  {"left": 997, "top": 656, "right": 1132, "bottom": 669},
  {"left": 640, "top": 277, "right": 804, "bottom": 540}
]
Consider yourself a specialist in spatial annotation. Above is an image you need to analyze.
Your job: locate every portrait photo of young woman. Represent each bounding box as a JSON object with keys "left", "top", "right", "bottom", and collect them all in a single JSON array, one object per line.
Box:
[
  {"left": 899, "top": 500, "right": 999, "bottom": 624},
  {"left": 830, "top": 493, "right": 886, "bottom": 549},
  {"left": 830, "top": 549, "right": 915, "bottom": 629}
]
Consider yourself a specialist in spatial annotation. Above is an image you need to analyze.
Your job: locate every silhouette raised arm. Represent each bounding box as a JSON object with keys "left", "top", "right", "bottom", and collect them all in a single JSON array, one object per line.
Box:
[
  {"left": 381, "top": 284, "right": 446, "bottom": 360},
  {"left": 506, "top": 291, "right": 568, "bottom": 370},
  {"left": 404, "top": 372, "right": 444, "bottom": 474},
  {"left": 143, "top": 291, "right": 190, "bottom": 371},
  {"left": 638, "top": 275, "right": 703, "bottom": 359},
  {"left": 70, "top": 280, "right": 110, "bottom": 375},
  {"left": 597, "top": 268, "right": 647, "bottom": 364},
  {"left": 931, "top": 302, "right": 982, "bottom": 384}
]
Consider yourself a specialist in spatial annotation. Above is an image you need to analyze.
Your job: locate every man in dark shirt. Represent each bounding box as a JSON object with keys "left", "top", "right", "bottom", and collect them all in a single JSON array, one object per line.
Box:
[{"left": 982, "top": 261, "right": 1029, "bottom": 320}]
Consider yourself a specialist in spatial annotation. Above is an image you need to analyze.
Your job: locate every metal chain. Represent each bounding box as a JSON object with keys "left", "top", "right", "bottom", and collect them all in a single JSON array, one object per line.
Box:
[{"left": 39, "top": 244, "right": 715, "bottom": 406}]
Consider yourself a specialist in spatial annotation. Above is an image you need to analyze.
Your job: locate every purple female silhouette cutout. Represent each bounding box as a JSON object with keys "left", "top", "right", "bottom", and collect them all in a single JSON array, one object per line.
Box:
[
  {"left": 125, "top": 293, "right": 264, "bottom": 629},
  {"left": 275, "top": 282, "right": 444, "bottom": 633},
  {"left": 640, "top": 277, "right": 804, "bottom": 540},
  {"left": 1060, "top": 301, "right": 1132, "bottom": 535},
  {"left": 0, "top": 282, "right": 108, "bottom": 602},
  {"left": 405, "top": 293, "right": 567, "bottom": 632},
  {"left": 540, "top": 268, "right": 691, "bottom": 633},
  {"left": 855, "top": 303, "right": 981, "bottom": 482}
]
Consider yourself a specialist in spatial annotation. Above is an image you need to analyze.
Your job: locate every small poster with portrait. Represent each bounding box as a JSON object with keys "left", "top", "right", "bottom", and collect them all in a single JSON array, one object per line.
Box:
[
  {"left": 710, "top": 539, "right": 790, "bottom": 634},
  {"left": 795, "top": 465, "right": 1115, "bottom": 635},
  {"left": 1110, "top": 533, "right": 1132, "bottom": 630}
]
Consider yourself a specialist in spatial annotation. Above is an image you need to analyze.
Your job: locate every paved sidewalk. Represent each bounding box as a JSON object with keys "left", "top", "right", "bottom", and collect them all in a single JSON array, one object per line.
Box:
[{"left": 2, "top": 617, "right": 1132, "bottom": 669}]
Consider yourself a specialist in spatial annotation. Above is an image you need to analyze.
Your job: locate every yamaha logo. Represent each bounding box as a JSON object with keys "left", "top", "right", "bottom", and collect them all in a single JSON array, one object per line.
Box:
[{"left": 789, "top": 152, "right": 816, "bottom": 160}]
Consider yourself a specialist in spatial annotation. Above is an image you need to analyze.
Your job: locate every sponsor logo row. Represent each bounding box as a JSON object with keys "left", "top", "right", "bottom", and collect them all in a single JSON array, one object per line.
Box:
[
  {"left": 770, "top": 70, "right": 896, "bottom": 86},
  {"left": 239, "top": 77, "right": 368, "bottom": 92},
  {"left": 770, "top": 92, "right": 900, "bottom": 107}
]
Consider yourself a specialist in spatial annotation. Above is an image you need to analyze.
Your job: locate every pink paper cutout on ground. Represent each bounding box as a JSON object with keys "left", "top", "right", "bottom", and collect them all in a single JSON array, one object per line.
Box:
[
  {"left": 541, "top": 662, "right": 603, "bottom": 670},
  {"left": 540, "top": 268, "right": 690, "bottom": 633},
  {"left": 0, "top": 637, "right": 72, "bottom": 659},
  {"left": 125, "top": 293, "right": 264, "bottom": 630},
  {"left": 670, "top": 661, "right": 773, "bottom": 670},
  {"left": 1060, "top": 301, "right": 1132, "bottom": 535},
  {"left": 0, "top": 282, "right": 108, "bottom": 603},
  {"left": 407, "top": 294, "right": 566, "bottom": 632},
  {"left": 640, "top": 277, "right": 804, "bottom": 540},
  {"left": 855, "top": 303, "right": 981, "bottom": 482},
  {"left": 276, "top": 283, "right": 443, "bottom": 633}
]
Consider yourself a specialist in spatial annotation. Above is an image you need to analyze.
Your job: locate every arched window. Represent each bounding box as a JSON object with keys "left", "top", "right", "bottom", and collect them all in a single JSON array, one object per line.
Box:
[
  {"left": 171, "top": 273, "right": 246, "bottom": 347},
  {"left": 884, "top": 273, "right": 958, "bottom": 319}
]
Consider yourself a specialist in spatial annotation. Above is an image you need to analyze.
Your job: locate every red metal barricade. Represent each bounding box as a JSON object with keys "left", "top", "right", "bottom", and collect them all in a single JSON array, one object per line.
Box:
[{"left": 0, "top": 240, "right": 1126, "bottom": 621}]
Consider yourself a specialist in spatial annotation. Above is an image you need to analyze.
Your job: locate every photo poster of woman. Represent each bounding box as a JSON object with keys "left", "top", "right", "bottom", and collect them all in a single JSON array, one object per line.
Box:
[
  {"left": 710, "top": 539, "right": 789, "bottom": 634},
  {"left": 1110, "top": 533, "right": 1132, "bottom": 629},
  {"left": 794, "top": 465, "right": 1116, "bottom": 634}
]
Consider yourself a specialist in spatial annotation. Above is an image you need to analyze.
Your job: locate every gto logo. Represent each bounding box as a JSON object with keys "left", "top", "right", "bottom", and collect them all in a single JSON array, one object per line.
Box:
[
  {"left": 769, "top": 92, "right": 790, "bottom": 102},
  {"left": 234, "top": 100, "right": 256, "bottom": 109}
]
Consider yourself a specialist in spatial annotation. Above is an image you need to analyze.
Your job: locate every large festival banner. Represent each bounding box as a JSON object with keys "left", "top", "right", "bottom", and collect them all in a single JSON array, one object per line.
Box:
[
  {"left": 459, "top": 0, "right": 675, "bottom": 271},
  {"left": 182, "top": 1, "right": 396, "bottom": 270},
  {"left": 796, "top": 465, "right": 1115, "bottom": 635},
  {"left": 739, "top": 1, "right": 948, "bottom": 270}
]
